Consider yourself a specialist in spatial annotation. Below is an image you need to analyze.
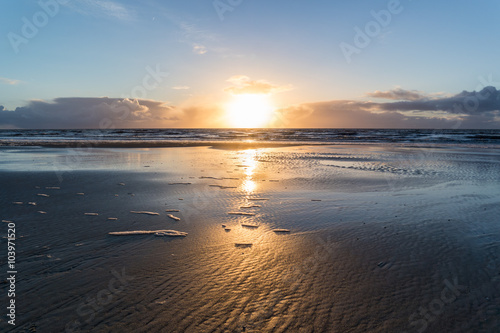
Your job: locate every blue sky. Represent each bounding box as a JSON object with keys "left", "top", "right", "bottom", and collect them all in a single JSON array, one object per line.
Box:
[{"left": 1, "top": 0, "right": 500, "bottom": 128}]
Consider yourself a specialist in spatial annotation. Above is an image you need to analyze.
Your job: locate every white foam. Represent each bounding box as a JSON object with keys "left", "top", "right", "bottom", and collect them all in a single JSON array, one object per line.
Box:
[
  {"left": 84, "top": 213, "right": 98, "bottom": 216},
  {"left": 240, "top": 204, "right": 261, "bottom": 209},
  {"left": 210, "top": 185, "right": 237, "bottom": 189},
  {"left": 228, "top": 212, "right": 256, "bottom": 216},
  {"left": 166, "top": 214, "right": 181, "bottom": 221},
  {"left": 130, "top": 211, "right": 160, "bottom": 216},
  {"left": 109, "top": 230, "right": 187, "bottom": 237},
  {"left": 272, "top": 229, "right": 291, "bottom": 233},
  {"left": 154, "top": 230, "right": 188, "bottom": 237},
  {"left": 241, "top": 223, "right": 259, "bottom": 228},
  {"left": 37, "top": 194, "right": 50, "bottom": 197},
  {"left": 165, "top": 209, "right": 180, "bottom": 212}
]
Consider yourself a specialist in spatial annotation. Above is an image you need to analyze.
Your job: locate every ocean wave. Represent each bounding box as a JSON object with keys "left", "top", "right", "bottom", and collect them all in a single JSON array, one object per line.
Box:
[{"left": 1, "top": 129, "right": 500, "bottom": 147}]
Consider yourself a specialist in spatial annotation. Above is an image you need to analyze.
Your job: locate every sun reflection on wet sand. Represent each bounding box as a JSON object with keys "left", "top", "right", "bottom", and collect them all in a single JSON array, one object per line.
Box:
[{"left": 239, "top": 149, "right": 259, "bottom": 194}]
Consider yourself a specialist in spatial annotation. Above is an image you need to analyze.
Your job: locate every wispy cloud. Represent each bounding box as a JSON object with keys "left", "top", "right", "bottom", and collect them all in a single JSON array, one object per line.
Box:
[
  {"left": 172, "top": 86, "right": 190, "bottom": 90},
  {"left": 176, "top": 21, "right": 218, "bottom": 56},
  {"left": 192, "top": 44, "right": 207, "bottom": 55},
  {"left": 0, "top": 77, "right": 22, "bottom": 85},
  {"left": 224, "top": 75, "right": 293, "bottom": 95},
  {"left": 367, "top": 88, "right": 453, "bottom": 101},
  {"left": 159, "top": 11, "right": 237, "bottom": 57},
  {"left": 367, "top": 88, "right": 428, "bottom": 101},
  {"left": 178, "top": 21, "right": 218, "bottom": 44},
  {"left": 66, "top": 0, "right": 134, "bottom": 20}
]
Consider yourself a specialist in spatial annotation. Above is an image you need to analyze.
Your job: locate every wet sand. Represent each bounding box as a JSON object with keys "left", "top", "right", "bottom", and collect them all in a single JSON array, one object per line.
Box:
[{"left": 1, "top": 145, "right": 500, "bottom": 332}]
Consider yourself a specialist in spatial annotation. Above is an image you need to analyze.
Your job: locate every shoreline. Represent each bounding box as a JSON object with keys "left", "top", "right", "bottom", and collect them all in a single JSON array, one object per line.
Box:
[{"left": 2, "top": 139, "right": 500, "bottom": 150}]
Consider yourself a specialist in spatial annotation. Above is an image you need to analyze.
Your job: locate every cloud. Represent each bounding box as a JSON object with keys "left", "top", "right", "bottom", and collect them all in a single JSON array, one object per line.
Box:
[
  {"left": 0, "top": 97, "right": 179, "bottom": 129},
  {"left": 366, "top": 88, "right": 428, "bottom": 101},
  {"left": 178, "top": 21, "right": 218, "bottom": 44},
  {"left": 1, "top": 87, "right": 499, "bottom": 129},
  {"left": 174, "top": 100, "right": 226, "bottom": 128},
  {"left": 273, "top": 87, "right": 500, "bottom": 129},
  {"left": 192, "top": 44, "right": 207, "bottom": 55},
  {"left": 0, "top": 77, "right": 22, "bottom": 85},
  {"left": 172, "top": 86, "right": 190, "bottom": 90},
  {"left": 274, "top": 102, "right": 499, "bottom": 129},
  {"left": 157, "top": 10, "right": 246, "bottom": 59},
  {"left": 0, "top": 97, "right": 228, "bottom": 129},
  {"left": 377, "top": 86, "right": 500, "bottom": 114},
  {"left": 170, "top": 19, "right": 219, "bottom": 56},
  {"left": 66, "top": 0, "right": 134, "bottom": 20},
  {"left": 224, "top": 75, "right": 293, "bottom": 95}
]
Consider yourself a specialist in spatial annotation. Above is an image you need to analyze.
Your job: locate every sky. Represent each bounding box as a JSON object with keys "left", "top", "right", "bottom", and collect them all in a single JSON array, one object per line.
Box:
[{"left": 1, "top": 0, "right": 500, "bottom": 129}]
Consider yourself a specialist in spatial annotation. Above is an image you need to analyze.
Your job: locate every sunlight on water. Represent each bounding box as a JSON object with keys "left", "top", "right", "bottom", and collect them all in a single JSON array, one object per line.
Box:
[
  {"left": 240, "top": 149, "right": 258, "bottom": 193},
  {"left": 242, "top": 178, "right": 257, "bottom": 193}
]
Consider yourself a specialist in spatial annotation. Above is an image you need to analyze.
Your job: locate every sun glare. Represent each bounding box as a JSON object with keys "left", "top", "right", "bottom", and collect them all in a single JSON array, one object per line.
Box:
[
  {"left": 240, "top": 149, "right": 258, "bottom": 193},
  {"left": 226, "top": 94, "right": 275, "bottom": 128}
]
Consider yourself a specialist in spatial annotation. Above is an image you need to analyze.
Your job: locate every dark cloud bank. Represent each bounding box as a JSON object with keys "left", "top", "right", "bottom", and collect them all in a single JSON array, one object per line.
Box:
[
  {"left": 1, "top": 87, "right": 499, "bottom": 129},
  {"left": 274, "top": 86, "right": 500, "bottom": 129},
  {"left": 0, "top": 98, "right": 179, "bottom": 129}
]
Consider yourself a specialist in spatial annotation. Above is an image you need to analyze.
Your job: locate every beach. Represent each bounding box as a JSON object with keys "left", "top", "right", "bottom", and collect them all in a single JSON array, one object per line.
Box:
[
  {"left": 1, "top": 143, "right": 500, "bottom": 332},
  {"left": 3, "top": 0, "right": 500, "bottom": 330}
]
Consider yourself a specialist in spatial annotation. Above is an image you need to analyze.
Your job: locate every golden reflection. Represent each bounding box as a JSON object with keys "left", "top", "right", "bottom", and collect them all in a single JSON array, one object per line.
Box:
[
  {"left": 239, "top": 149, "right": 259, "bottom": 193},
  {"left": 242, "top": 178, "right": 257, "bottom": 193}
]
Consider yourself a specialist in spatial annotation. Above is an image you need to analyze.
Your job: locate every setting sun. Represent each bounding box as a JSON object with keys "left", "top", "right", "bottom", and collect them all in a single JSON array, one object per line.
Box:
[{"left": 226, "top": 94, "right": 275, "bottom": 128}]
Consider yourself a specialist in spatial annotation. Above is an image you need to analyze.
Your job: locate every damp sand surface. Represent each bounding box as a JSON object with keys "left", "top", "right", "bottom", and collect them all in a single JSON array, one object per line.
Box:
[{"left": 1, "top": 145, "right": 500, "bottom": 332}]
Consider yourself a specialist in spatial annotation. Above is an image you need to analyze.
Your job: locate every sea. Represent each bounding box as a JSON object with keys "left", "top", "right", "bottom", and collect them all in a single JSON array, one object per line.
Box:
[{"left": 0, "top": 128, "right": 499, "bottom": 147}]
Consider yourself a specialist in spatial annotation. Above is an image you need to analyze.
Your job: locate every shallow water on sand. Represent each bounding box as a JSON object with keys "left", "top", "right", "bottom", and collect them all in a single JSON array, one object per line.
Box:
[{"left": 1, "top": 145, "right": 500, "bottom": 332}]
